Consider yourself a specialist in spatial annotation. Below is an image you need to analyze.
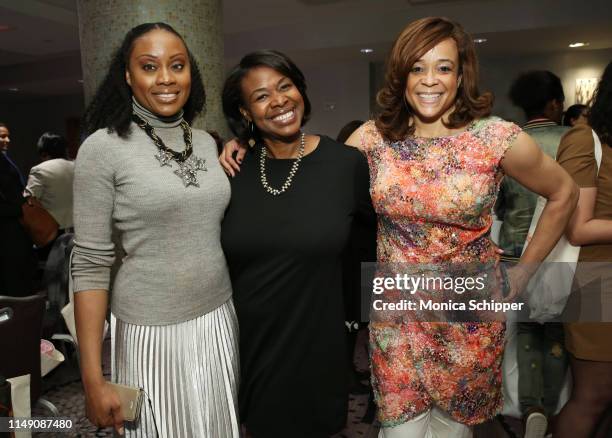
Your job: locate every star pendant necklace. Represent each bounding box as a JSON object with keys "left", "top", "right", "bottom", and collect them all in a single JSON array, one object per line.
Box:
[{"left": 132, "top": 114, "right": 207, "bottom": 187}]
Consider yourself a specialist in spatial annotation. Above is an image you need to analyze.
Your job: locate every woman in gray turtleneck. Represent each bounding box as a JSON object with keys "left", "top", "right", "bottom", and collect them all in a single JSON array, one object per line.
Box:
[{"left": 72, "top": 23, "right": 239, "bottom": 437}]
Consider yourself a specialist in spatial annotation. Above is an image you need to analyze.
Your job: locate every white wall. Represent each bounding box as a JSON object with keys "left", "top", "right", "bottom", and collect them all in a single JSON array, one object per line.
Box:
[
  {"left": 298, "top": 58, "right": 370, "bottom": 140},
  {"left": 480, "top": 48, "right": 612, "bottom": 123}
]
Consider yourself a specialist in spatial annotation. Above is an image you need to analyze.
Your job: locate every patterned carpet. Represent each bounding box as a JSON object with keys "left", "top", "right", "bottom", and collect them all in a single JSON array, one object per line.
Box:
[
  {"left": 31, "top": 331, "right": 520, "bottom": 437},
  {"left": 31, "top": 337, "right": 114, "bottom": 437}
]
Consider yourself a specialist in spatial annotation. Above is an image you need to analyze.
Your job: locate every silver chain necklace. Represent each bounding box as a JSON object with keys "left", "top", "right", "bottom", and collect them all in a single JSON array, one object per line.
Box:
[{"left": 259, "top": 132, "right": 305, "bottom": 196}]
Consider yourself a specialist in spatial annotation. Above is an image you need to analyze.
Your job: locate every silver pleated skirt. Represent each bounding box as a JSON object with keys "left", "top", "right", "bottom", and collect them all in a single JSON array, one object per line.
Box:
[{"left": 111, "top": 299, "right": 240, "bottom": 438}]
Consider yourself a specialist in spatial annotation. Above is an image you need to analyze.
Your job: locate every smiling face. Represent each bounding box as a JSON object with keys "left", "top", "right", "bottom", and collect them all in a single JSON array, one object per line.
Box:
[
  {"left": 125, "top": 28, "right": 191, "bottom": 117},
  {"left": 239, "top": 66, "right": 304, "bottom": 142},
  {"left": 405, "top": 38, "right": 461, "bottom": 125},
  {"left": 0, "top": 126, "right": 10, "bottom": 152}
]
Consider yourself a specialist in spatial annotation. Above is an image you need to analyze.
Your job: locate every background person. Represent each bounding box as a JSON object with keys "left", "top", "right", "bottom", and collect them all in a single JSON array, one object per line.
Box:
[
  {"left": 337, "top": 120, "right": 378, "bottom": 402},
  {"left": 0, "top": 122, "right": 35, "bottom": 296},
  {"left": 220, "top": 50, "right": 376, "bottom": 438},
  {"left": 498, "top": 70, "right": 566, "bottom": 258},
  {"left": 496, "top": 70, "right": 570, "bottom": 438},
  {"left": 25, "top": 132, "right": 75, "bottom": 232},
  {"left": 345, "top": 17, "right": 577, "bottom": 438},
  {"left": 72, "top": 22, "right": 239, "bottom": 437},
  {"left": 337, "top": 120, "right": 365, "bottom": 144},
  {"left": 556, "top": 60, "right": 612, "bottom": 438},
  {"left": 562, "top": 104, "right": 588, "bottom": 127}
]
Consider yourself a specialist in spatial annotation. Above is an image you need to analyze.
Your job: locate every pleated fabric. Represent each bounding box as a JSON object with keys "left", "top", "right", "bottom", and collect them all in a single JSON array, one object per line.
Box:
[{"left": 111, "top": 299, "right": 240, "bottom": 438}]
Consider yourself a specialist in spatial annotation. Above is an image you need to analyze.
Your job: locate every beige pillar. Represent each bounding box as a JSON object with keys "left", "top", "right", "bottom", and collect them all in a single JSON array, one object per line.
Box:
[{"left": 76, "top": 0, "right": 225, "bottom": 134}]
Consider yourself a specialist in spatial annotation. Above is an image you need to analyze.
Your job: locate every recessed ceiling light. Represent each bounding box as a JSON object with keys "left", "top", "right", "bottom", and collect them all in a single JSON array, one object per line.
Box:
[
  {"left": 360, "top": 48, "right": 374, "bottom": 54},
  {"left": 8, "top": 88, "right": 19, "bottom": 92},
  {"left": 569, "top": 42, "right": 589, "bottom": 48},
  {"left": 473, "top": 38, "right": 487, "bottom": 44}
]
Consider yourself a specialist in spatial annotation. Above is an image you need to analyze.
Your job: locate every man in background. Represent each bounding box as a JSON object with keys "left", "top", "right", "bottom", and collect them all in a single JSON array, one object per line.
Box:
[
  {"left": 0, "top": 122, "right": 35, "bottom": 296},
  {"left": 496, "top": 71, "right": 569, "bottom": 438}
]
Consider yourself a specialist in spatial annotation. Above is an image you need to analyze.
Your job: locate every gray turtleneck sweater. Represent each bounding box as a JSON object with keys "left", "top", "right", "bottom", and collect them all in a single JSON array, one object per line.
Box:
[{"left": 71, "top": 102, "right": 232, "bottom": 325}]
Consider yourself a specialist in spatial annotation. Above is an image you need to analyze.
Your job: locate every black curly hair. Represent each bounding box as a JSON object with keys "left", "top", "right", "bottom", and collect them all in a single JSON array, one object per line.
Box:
[
  {"left": 589, "top": 61, "right": 612, "bottom": 147},
  {"left": 222, "top": 50, "right": 311, "bottom": 145},
  {"left": 82, "top": 22, "right": 205, "bottom": 139},
  {"left": 562, "top": 103, "right": 587, "bottom": 127},
  {"left": 509, "top": 70, "right": 564, "bottom": 120}
]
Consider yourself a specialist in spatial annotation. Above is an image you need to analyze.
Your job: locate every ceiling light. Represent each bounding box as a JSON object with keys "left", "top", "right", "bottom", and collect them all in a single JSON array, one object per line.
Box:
[
  {"left": 473, "top": 38, "right": 487, "bottom": 44},
  {"left": 360, "top": 48, "right": 374, "bottom": 54},
  {"left": 569, "top": 42, "right": 589, "bottom": 48},
  {"left": 8, "top": 88, "right": 19, "bottom": 92}
]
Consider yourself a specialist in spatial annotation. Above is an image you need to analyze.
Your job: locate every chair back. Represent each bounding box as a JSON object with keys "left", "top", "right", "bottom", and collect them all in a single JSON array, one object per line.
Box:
[{"left": 0, "top": 294, "right": 45, "bottom": 404}]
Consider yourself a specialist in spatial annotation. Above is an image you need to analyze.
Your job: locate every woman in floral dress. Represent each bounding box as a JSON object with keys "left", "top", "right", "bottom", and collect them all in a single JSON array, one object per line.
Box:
[{"left": 346, "top": 17, "right": 578, "bottom": 437}]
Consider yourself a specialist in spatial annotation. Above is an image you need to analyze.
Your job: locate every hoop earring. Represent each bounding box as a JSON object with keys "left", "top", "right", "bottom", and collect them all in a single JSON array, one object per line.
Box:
[{"left": 247, "top": 121, "right": 256, "bottom": 148}]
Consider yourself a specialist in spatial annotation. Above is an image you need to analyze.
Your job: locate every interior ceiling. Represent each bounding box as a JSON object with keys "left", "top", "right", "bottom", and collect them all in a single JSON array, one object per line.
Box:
[{"left": 0, "top": 0, "right": 611, "bottom": 101}]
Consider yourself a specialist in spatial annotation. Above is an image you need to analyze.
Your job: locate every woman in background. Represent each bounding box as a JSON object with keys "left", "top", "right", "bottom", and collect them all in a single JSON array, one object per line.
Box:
[
  {"left": 562, "top": 103, "right": 588, "bottom": 127},
  {"left": 25, "top": 133, "right": 75, "bottom": 232},
  {"left": 556, "top": 61, "right": 612, "bottom": 438}
]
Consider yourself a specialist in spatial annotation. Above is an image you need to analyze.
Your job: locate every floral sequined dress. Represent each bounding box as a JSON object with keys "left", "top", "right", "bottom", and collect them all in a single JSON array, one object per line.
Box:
[{"left": 359, "top": 117, "right": 521, "bottom": 427}]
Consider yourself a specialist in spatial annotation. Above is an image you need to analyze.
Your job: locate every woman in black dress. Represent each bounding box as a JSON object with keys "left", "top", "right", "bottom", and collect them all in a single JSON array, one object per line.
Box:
[{"left": 220, "top": 50, "right": 375, "bottom": 437}]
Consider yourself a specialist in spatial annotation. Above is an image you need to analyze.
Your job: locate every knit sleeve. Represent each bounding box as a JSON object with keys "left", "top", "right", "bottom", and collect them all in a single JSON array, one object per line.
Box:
[{"left": 71, "top": 130, "right": 117, "bottom": 292}]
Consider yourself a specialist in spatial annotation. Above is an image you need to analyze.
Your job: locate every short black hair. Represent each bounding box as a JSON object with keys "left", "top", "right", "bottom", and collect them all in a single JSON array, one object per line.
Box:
[
  {"left": 82, "top": 22, "right": 205, "bottom": 139},
  {"left": 336, "top": 120, "right": 364, "bottom": 143},
  {"left": 222, "top": 50, "right": 311, "bottom": 144},
  {"left": 37, "top": 132, "right": 67, "bottom": 159},
  {"left": 509, "top": 70, "right": 565, "bottom": 119},
  {"left": 562, "top": 104, "right": 587, "bottom": 127}
]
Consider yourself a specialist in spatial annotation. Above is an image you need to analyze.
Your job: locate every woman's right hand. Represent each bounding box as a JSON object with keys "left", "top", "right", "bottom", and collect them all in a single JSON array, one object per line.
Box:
[
  {"left": 83, "top": 379, "right": 124, "bottom": 435},
  {"left": 219, "top": 138, "right": 248, "bottom": 177}
]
